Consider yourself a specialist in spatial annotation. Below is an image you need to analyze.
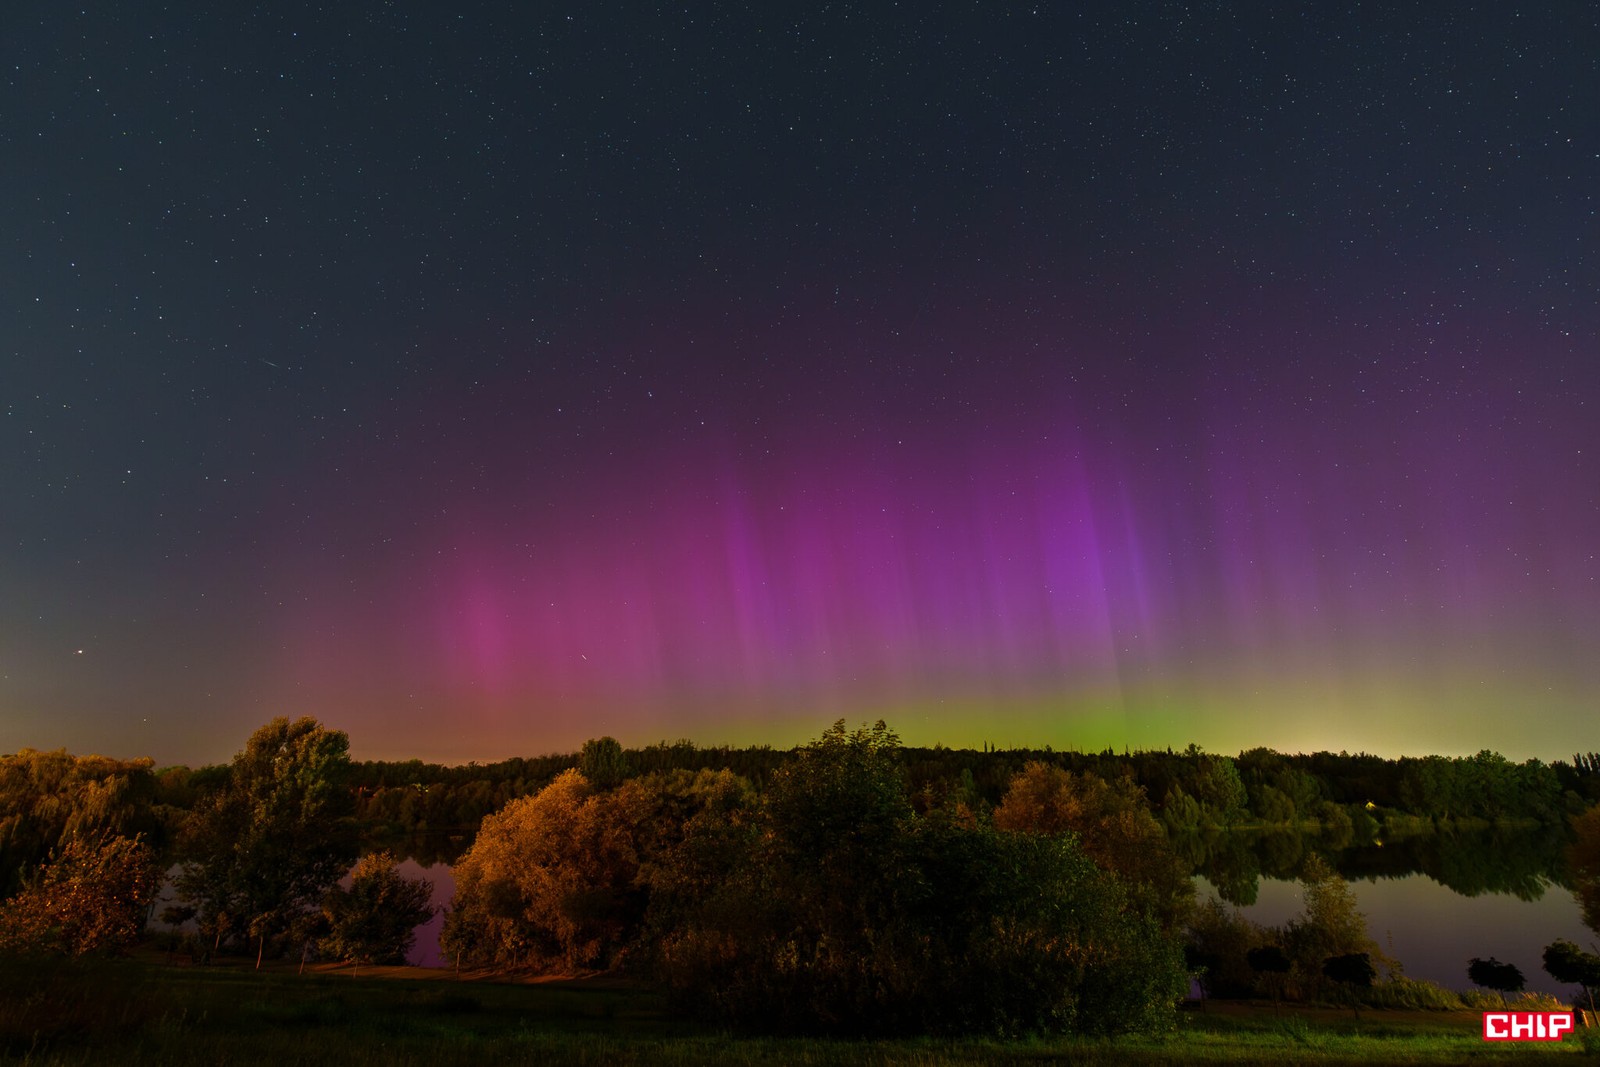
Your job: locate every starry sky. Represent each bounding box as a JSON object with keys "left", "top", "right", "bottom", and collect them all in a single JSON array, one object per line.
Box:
[{"left": 3, "top": 3, "right": 1596, "bottom": 766}]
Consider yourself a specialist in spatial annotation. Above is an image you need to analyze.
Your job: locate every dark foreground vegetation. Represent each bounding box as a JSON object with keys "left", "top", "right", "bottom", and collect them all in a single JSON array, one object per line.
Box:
[
  {"left": 3, "top": 954, "right": 1595, "bottom": 1066},
  {"left": 3, "top": 717, "right": 1599, "bottom": 1055}
]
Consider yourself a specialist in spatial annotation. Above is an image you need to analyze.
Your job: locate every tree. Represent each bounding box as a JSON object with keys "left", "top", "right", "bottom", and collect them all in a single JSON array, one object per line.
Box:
[
  {"left": 994, "top": 761, "right": 1193, "bottom": 929},
  {"left": 1467, "top": 956, "right": 1526, "bottom": 1000},
  {"left": 1284, "top": 855, "right": 1388, "bottom": 997},
  {"left": 579, "top": 736, "right": 629, "bottom": 790},
  {"left": 320, "top": 851, "right": 434, "bottom": 967},
  {"left": 1322, "top": 953, "right": 1376, "bottom": 1019},
  {"left": 1247, "top": 945, "right": 1292, "bottom": 1011},
  {"left": 1543, "top": 940, "right": 1600, "bottom": 1017},
  {"left": 1185, "top": 897, "right": 1267, "bottom": 1000},
  {"left": 174, "top": 717, "right": 357, "bottom": 966},
  {"left": 658, "top": 721, "right": 1186, "bottom": 1036},
  {"left": 443, "top": 767, "right": 747, "bottom": 972},
  {"left": 0, "top": 749, "right": 163, "bottom": 898},
  {"left": 0, "top": 832, "right": 159, "bottom": 955}
]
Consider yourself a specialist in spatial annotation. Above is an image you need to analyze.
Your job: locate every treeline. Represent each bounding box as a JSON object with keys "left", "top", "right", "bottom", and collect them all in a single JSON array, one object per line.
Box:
[
  {"left": 4, "top": 737, "right": 1596, "bottom": 881},
  {"left": 336, "top": 740, "right": 1600, "bottom": 852}
]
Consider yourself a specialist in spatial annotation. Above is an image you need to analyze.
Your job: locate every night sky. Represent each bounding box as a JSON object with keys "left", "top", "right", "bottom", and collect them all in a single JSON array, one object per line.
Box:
[{"left": 4, "top": 3, "right": 1596, "bottom": 766}]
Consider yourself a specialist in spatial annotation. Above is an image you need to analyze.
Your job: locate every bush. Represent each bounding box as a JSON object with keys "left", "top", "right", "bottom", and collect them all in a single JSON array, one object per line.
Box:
[{"left": 658, "top": 721, "right": 1187, "bottom": 1036}]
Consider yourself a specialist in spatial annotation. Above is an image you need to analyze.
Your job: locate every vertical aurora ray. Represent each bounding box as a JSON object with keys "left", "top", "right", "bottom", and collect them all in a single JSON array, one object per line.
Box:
[{"left": 262, "top": 313, "right": 1600, "bottom": 764}]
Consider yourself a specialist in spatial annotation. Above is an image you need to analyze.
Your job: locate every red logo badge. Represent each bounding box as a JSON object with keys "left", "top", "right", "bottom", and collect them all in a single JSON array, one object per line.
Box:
[{"left": 1482, "top": 1012, "right": 1574, "bottom": 1041}]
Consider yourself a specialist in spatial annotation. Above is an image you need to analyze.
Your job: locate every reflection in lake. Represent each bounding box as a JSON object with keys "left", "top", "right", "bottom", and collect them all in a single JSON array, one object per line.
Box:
[
  {"left": 1198, "top": 875, "right": 1584, "bottom": 994},
  {"left": 1178, "top": 824, "right": 1573, "bottom": 907},
  {"left": 392, "top": 858, "right": 455, "bottom": 968},
  {"left": 1185, "top": 826, "right": 1589, "bottom": 993}
]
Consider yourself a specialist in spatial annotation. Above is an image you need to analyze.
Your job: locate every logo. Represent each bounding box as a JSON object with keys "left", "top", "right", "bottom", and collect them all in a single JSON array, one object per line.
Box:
[{"left": 1482, "top": 1012, "right": 1574, "bottom": 1042}]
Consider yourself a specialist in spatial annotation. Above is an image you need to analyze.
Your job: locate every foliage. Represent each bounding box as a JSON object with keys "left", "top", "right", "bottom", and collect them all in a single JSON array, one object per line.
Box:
[
  {"left": 1465, "top": 956, "right": 1524, "bottom": 996},
  {"left": 1185, "top": 896, "right": 1268, "bottom": 999},
  {"left": 578, "top": 737, "right": 629, "bottom": 790},
  {"left": 1542, "top": 939, "right": 1600, "bottom": 1013},
  {"left": 1282, "top": 855, "right": 1387, "bottom": 998},
  {"left": 0, "top": 832, "right": 158, "bottom": 955},
  {"left": 1569, "top": 803, "right": 1600, "bottom": 936},
  {"left": 993, "top": 761, "right": 1193, "bottom": 928},
  {"left": 0, "top": 749, "right": 163, "bottom": 898},
  {"left": 1322, "top": 953, "right": 1376, "bottom": 1018},
  {"left": 321, "top": 851, "right": 434, "bottom": 965},
  {"left": 173, "top": 717, "right": 357, "bottom": 960},
  {"left": 657, "top": 720, "right": 1186, "bottom": 1036},
  {"left": 442, "top": 766, "right": 750, "bottom": 972}
]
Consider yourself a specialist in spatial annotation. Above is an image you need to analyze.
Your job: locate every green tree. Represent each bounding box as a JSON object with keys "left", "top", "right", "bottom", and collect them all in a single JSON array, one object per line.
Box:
[
  {"left": 174, "top": 717, "right": 357, "bottom": 966},
  {"left": 579, "top": 736, "right": 629, "bottom": 790},
  {"left": 1247, "top": 945, "right": 1292, "bottom": 1011},
  {"left": 1467, "top": 956, "right": 1525, "bottom": 1000},
  {"left": 658, "top": 721, "right": 1186, "bottom": 1036},
  {"left": 1542, "top": 940, "right": 1600, "bottom": 1016},
  {"left": 1322, "top": 952, "right": 1376, "bottom": 1019},
  {"left": 0, "top": 832, "right": 159, "bottom": 955},
  {"left": 1284, "top": 855, "right": 1387, "bottom": 997},
  {"left": 1185, "top": 896, "right": 1268, "bottom": 999},
  {"left": 320, "top": 851, "right": 434, "bottom": 967}
]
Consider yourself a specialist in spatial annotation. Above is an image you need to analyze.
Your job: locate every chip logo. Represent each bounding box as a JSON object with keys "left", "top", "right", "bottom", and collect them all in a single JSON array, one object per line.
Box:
[{"left": 1482, "top": 1011, "right": 1574, "bottom": 1041}]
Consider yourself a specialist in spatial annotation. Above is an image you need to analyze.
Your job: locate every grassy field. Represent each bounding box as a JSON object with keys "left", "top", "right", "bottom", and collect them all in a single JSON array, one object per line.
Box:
[{"left": 1, "top": 954, "right": 1593, "bottom": 1065}]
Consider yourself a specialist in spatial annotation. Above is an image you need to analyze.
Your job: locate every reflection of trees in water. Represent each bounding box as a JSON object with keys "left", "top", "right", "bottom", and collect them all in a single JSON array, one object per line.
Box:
[
  {"left": 1185, "top": 824, "right": 1570, "bottom": 903},
  {"left": 372, "top": 830, "right": 472, "bottom": 868}
]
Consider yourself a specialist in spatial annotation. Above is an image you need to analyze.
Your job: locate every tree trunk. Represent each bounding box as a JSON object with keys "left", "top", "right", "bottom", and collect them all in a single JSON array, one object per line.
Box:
[{"left": 256, "top": 933, "right": 265, "bottom": 970}]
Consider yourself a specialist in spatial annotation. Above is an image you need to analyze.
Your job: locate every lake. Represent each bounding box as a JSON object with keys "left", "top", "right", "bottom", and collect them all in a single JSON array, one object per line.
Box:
[{"left": 1197, "top": 875, "right": 1586, "bottom": 994}]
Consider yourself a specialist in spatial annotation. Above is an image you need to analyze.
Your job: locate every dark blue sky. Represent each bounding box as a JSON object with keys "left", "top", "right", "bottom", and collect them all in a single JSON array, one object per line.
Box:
[{"left": 3, "top": 3, "right": 1596, "bottom": 764}]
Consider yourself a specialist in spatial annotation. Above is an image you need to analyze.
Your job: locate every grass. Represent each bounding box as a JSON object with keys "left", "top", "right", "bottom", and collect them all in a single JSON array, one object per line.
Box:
[{"left": 1, "top": 953, "right": 1592, "bottom": 1065}]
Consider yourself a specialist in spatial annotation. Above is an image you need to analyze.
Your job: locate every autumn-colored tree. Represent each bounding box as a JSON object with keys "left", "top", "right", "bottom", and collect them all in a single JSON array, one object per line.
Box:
[
  {"left": 442, "top": 767, "right": 747, "bottom": 972},
  {"left": 0, "top": 833, "right": 159, "bottom": 955},
  {"left": 0, "top": 749, "right": 163, "bottom": 897},
  {"left": 994, "top": 761, "right": 1193, "bottom": 928},
  {"left": 174, "top": 717, "right": 357, "bottom": 965},
  {"left": 321, "top": 851, "right": 434, "bottom": 966}
]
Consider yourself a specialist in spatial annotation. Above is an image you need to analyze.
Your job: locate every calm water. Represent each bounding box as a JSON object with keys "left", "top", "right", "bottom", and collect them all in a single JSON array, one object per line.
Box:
[
  {"left": 1197, "top": 875, "right": 1587, "bottom": 994},
  {"left": 397, "top": 857, "right": 1590, "bottom": 994}
]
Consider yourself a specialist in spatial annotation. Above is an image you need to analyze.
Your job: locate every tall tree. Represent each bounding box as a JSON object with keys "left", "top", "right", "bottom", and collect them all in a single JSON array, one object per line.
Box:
[
  {"left": 174, "top": 717, "right": 357, "bottom": 965},
  {"left": 578, "top": 737, "right": 629, "bottom": 790}
]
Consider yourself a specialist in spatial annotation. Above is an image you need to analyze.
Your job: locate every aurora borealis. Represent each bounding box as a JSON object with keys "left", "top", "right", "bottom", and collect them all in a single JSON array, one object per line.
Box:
[{"left": 3, "top": 4, "right": 1596, "bottom": 764}]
